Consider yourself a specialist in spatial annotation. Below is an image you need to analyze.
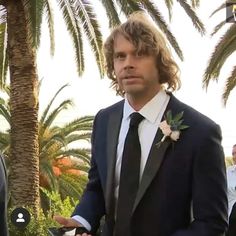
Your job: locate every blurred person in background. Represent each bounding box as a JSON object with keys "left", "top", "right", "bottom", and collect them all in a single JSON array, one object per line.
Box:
[{"left": 226, "top": 144, "right": 236, "bottom": 236}]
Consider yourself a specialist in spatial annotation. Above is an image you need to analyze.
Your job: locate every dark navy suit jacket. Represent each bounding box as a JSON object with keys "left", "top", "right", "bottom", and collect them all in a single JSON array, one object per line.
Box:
[
  {"left": 0, "top": 155, "right": 8, "bottom": 236},
  {"left": 73, "top": 94, "right": 228, "bottom": 236}
]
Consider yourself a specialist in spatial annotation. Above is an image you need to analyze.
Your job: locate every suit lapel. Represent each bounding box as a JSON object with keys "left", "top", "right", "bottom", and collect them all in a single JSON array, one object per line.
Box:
[
  {"left": 133, "top": 94, "right": 179, "bottom": 212},
  {"left": 105, "top": 103, "right": 123, "bottom": 214},
  {"left": 133, "top": 128, "right": 171, "bottom": 212}
]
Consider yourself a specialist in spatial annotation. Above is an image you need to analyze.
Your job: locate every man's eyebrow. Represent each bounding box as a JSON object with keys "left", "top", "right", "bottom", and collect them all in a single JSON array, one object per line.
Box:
[{"left": 113, "top": 51, "right": 125, "bottom": 56}]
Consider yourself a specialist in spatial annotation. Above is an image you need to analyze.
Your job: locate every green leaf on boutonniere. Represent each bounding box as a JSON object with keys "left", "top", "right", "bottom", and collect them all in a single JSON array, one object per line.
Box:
[{"left": 157, "top": 110, "right": 189, "bottom": 148}]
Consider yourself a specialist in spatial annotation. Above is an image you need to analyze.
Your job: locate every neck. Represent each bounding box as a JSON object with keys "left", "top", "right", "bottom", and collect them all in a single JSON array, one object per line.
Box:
[
  {"left": 127, "top": 99, "right": 147, "bottom": 111},
  {"left": 127, "top": 90, "right": 160, "bottom": 111}
]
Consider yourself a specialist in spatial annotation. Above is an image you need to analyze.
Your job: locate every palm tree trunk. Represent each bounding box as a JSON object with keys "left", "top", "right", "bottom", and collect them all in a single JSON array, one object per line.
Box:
[{"left": 6, "top": 0, "right": 39, "bottom": 215}]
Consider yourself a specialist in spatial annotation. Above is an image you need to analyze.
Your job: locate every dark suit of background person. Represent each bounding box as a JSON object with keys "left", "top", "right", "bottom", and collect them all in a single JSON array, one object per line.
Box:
[
  {"left": 0, "top": 155, "right": 8, "bottom": 236},
  {"left": 227, "top": 202, "right": 236, "bottom": 236},
  {"left": 54, "top": 12, "right": 228, "bottom": 236}
]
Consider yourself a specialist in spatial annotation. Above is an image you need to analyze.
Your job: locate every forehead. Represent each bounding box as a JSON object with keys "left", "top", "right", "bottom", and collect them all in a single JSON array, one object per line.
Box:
[{"left": 113, "top": 34, "right": 135, "bottom": 51}]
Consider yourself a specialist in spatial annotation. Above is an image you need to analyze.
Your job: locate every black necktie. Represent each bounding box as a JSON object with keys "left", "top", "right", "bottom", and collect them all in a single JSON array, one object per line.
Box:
[{"left": 115, "top": 112, "right": 144, "bottom": 236}]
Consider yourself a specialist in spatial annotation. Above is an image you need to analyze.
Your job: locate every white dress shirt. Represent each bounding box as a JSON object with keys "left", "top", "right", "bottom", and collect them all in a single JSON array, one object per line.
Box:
[
  {"left": 72, "top": 89, "right": 170, "bottom": 230},
  {"left": 227, "top": 165, "right": 236, "bottom": 217}
]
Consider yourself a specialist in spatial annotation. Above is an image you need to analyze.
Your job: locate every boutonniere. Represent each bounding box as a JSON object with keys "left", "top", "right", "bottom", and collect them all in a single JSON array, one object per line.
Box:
[{"left": 157, "top": 110, "right": 189, "bottom": 147}]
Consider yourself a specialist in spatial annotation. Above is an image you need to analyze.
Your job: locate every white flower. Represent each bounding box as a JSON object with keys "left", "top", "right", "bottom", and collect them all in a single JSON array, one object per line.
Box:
[
  {"left": 159, "top": 120, "right": 172, "bottom": 137},
  {"left": 156, "top": 110, "right": 189, "bottom": 148},
  {"left": 170, "top": 130, "right": 180, "bottom": 141}
]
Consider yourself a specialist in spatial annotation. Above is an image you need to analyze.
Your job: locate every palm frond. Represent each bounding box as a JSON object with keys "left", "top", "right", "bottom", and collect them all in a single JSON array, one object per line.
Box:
[
  {"left": 99, "top": 0, "right": 121, "bottom": 27},
  {"left": 40, "top": 85, "right": 72, "bottom": 138},
  {"left": 141, "top": 1, "right": 184, "bottom": 60},
  {"left": 0, "top": 21, "right": 8, "bottom": 88},
  {"left": 61, "top": 116, "right": 94, "bottom": 136},
  {"left": 42, "top": 99, "right": 73, "bottom": 129},
  {"left": 191, "top": 0, "right": 200, "bottom": 8},
  {"left": 116, "top": 0, "right": 140, "bottom": 17},
  {"left": 56, "top": 148, "right": 91, "bottom": 164},
  {"left": 57, "top": 0, "right": 84, "bottom": 76},
  {"left": 176, "top": 0, "right": 205, "bottom": 35},
  {"left": 40, "top": 133, "right": 66, "bottom": 159},
  {"left": 211, "top": 20, "right": 226, "bottom": 36},
  {"left": 67, "top": 115, "right": 94, "bottom": 125},
  {"left": 0, "top": 103, "right": 10, "bottom": 125},
  {"left": 40, "top": 161, "right": 59, "bottom": 191},
  {"left": 73, "top": 0, "right": 105, "bottom": 76},
  {"left": 73, "top": 162, "right": 90, "bottom": 173},
  {"left": 125, "top": 0, "right": 143, "bottom": 12},
  {"left": 222, "top": 66, "right": 236, "bottom": 105},
  {"left": 22, "top": 0, "right": 44, "bottom": 49},
  {"left": 210, "top": 3, "right": 226, "bottom": 17},
  {"left": 164, "top": 0, "right": 173, "bottom": 21},
  {"left": 0, "top": 131, "right": 10, "bottom": 154},
  {"left": 203, "top": 24, "right": 236, "bottom": 88},
  {"left": 59, "top": 173, "right": 87, "bottom": 199},
  {"left": 0, "top": 5, "right": 7, "bottom": 24},
  {"left": 65, "top": 133, "right": 92, "bottom": 144},
  {"left": 44, "top": 0, "right": 55, "bottom": 56},
  {"left": 40, "top": 83, "right": 69, "bottom": 124}
]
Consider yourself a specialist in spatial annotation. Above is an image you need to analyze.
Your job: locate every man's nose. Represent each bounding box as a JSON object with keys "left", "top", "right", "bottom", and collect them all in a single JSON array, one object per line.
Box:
[{"left": 124, "top": 55, "right": 135, "bottom": 70}]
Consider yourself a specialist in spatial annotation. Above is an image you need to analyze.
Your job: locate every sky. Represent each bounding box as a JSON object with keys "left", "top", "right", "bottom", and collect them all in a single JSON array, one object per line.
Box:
[{"left": 37, "top": 0, "right": 236, "bottom": 157}]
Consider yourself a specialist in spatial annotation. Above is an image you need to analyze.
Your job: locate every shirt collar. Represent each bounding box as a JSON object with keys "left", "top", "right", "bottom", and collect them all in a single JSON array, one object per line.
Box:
[{"left": 123, "top": 89, "right": 170, "bottom": 123}]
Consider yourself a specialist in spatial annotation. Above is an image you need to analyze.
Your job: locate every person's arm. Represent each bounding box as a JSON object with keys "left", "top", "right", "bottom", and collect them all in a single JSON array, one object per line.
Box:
[
  {"left": 54, "top": 111, "right": 106, "bottom": 234},
  {"left": 71, "top": 144, "right": 106, "bottom": 232},
  {"left": 171, "top": 124, "right": 228, "bottom": 236}
]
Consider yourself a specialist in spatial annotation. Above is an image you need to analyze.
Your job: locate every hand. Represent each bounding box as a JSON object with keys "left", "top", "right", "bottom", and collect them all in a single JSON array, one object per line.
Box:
[
  {"left": 53, "top": 215, "right": 82, "bottom": 228},
  {"left": 53, "top": 215, "right": 92, "bottom": 236},
  {"left": 74, "top": 227, "right": 92, "bottom": 236}
]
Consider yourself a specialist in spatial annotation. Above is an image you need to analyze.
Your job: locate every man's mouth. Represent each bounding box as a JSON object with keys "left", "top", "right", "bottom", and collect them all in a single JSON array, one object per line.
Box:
[{"left": 124, "top": 75, "right": 139, "bottom": 79}]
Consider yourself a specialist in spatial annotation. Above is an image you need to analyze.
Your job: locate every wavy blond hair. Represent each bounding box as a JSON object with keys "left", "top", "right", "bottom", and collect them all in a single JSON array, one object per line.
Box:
[{"left": 103, "top": 12, "right": 181, "bottom": 96}]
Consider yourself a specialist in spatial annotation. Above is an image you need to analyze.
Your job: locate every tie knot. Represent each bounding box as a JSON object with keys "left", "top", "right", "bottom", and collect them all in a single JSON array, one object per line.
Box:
[{"left": 129, "top": 112, "right": 144, "bottom": 127}]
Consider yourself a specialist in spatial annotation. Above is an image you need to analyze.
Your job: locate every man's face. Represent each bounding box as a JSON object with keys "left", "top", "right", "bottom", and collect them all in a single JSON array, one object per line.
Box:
[
  {"left": 113, "top": 34, "right": 161, "bottom": 100},
  {"left": 232, "top": 146, "right": 236, "bottom": 164}
]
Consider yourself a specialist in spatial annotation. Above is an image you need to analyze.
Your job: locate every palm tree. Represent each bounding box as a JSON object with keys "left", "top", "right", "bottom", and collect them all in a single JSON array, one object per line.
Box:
[
  {"left": 0, "top": 0, "right": 205, "bottom": 214},
  {"left": 0, "top": 84, "right": 94, "bottom": 211},
  {"left": 38, "top": 84, "right": 93, "bottom": 207},
  {"left": 203, "top": 1, "right": 236, "bottom": 105},
  {"left": 0, "top": 0, "right": 104, "bottom": 214}
]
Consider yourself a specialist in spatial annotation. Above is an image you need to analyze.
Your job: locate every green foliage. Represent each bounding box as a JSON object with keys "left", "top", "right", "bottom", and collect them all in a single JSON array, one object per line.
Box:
[
  {"left": 41, "top": 188, "right": 78, "bottom": 217},
  {"left": 0, "top": 84, "right": 91, "bottom": 211},
  {"left": 8, "top": 207, "right": 54, "bottom": 236},
  {"left": 165, "top": 110, "right": 189, "bottom": 131},
  {"left": 8, "top": 190, "right": 78, "bottom": 236},
  {"left": 203, "top": 3, "right": 236, "bottom": 105}
]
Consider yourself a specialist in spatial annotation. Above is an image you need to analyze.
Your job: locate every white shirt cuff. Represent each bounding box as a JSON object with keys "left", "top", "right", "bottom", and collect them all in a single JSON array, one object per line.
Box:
[{"left": 71, "top": 215, "right": 91, "bottom": 231}]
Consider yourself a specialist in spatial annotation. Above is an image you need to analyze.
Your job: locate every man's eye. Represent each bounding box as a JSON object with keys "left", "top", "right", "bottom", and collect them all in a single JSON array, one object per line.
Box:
[
  {"left": 136, "top": 51, "right": 144, "bottom": 57},
  {"left": 114, "top": 54, "right": 125, "bottom": 59}
]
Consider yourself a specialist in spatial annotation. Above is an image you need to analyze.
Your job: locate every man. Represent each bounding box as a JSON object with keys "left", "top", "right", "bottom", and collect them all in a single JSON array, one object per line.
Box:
[
  {"left": 0, "top": 154, "right": 9, "bottom": 236},
  {"left": 226, "top": 144, "right": 236, "bottom": 236},
  {"left": 54, "top": 12, "right": 228, "bottom": 236}
]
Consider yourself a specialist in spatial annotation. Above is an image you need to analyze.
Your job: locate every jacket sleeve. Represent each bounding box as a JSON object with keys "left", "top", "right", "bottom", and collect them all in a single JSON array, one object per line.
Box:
[
  {"left": 72, "top": 112, "right": 106, "bottom": 233},
  {"left": 171, "top": 124, "right": 228, "bottom": 236}
]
